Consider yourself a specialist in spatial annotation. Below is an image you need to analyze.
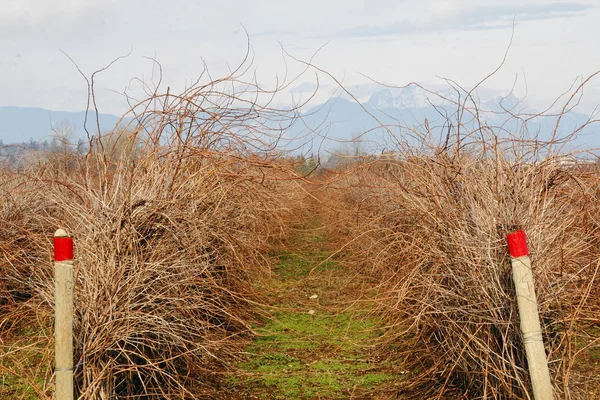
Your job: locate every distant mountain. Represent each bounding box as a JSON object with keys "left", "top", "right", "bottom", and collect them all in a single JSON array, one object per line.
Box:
[
  {"left": 288, "top": 86, "right": 598, "bottom": 153},
  {"left": 0, "top": 107, "right": 124, "bottom": 144},
  {"left": 3, "top": 91, "right": 597, "bottom": 154}
]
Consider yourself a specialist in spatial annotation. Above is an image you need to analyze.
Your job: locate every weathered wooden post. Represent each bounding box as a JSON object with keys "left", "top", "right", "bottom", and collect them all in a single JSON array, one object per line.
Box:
[
  {"left": 507, "top": 230, "right": 553, "bottom": 400},
  {"left": 54, "top": 229, "right": 74, "bottom": 400}
]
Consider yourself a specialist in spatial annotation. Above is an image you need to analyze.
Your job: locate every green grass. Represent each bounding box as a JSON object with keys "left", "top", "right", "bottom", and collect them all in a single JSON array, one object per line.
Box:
[
  {"left": 227, "top": 220, "right": 402, "bottom": 399},
  {"left": 237, "top": 351, "right": 397, "bottom": 399},
  {"left": 574, "top": 325, "right": 600, "bottom": 368},
  {"left": 273, "top": 251, "right": 341, "bottom": 278},
  {"left": 0, "top": 323, "right": 49, "bottom": 400},
  {"left": 0, "top": 373, "right": 45, "bottom": 400},
  {"left": 252, "top": 311, "right": 381, "bottom": 353},
  {"left": 359, "top": 372, "right": 396, "bottom": 388},
  {"left": 242, "top": 353, "right": 304, "bottom": 373}
]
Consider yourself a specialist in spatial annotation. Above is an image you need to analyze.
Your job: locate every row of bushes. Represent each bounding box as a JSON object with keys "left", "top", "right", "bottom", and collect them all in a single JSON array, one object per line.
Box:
[
  {"left": 323, "top": 120, "right": 600, "bottom": 397},
  {"left": 0, "top": 73, "right": 306, "bottom": 398}
]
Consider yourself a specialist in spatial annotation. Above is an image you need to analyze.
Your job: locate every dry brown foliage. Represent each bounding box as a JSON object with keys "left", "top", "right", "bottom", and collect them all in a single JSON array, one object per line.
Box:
[
  {"left": 2, "top": 49, "right": 599, "bottom": 399},
  {"left": 0, "top": 64, "right": 307, "bottom": 398},
  {"left": 321, "top": 87, "right": 600, "bottom": 398}
]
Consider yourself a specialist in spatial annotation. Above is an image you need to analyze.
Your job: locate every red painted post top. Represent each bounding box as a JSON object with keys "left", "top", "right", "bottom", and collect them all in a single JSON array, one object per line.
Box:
[
  {"left": 507, "top": 230, "right": 528, "bottom": 258},
  {"left": 54, "top": 229, "right": 73, "bottom": 262}
]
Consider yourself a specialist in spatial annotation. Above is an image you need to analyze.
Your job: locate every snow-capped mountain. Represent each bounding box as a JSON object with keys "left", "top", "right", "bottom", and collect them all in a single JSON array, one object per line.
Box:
[
  {"left": 289, "top": 86, "right": 597, "bottom": 153},
  {"left": 366, "top": 86, "right": 458, "bottom": 110},
  {"left": 366, "top": 86, "right": 528, "bottom": 114}
]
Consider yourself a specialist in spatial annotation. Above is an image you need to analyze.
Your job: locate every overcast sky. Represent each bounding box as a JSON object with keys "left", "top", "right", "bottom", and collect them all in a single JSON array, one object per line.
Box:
[{"left": 1, "top": 0, "right": 599, "bottom": 116}]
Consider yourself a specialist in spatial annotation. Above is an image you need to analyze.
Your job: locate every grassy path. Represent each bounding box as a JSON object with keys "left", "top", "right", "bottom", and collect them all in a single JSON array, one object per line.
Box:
[
  {"left": 224, "top": 215, "right": 404, "bottom": 399},
  {"left": 1, "top": 213, "right": 406, "bottom": 399}
]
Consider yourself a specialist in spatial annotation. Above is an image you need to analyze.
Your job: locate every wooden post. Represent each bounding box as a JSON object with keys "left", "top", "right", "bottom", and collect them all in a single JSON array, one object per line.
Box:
[
  {"left": 507, "top": 230, "right": 554, "bottom": 400},
  {"left": 54, "top": 229, "right": 74, "bottom": 400}
]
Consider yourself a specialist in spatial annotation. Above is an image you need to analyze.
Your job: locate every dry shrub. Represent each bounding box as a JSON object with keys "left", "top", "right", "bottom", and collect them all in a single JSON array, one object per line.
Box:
[
  {"left": 0, "top": 65, "right": 305, "bottom": 398},
  {"left": 323, "top": 96, "right": 600, "bottom": 397},
  {"left": 0, "top": 168, "right": 50, "bottom": 314}
]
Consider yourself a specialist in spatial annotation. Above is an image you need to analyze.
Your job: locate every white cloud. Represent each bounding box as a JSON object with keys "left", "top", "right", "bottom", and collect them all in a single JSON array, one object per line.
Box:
[
  {"left": 0, "top": 0, "right": 597, "bottom": 118},
  {"left": 0, "top": 0, "right": 116, "bottom": 38}
]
